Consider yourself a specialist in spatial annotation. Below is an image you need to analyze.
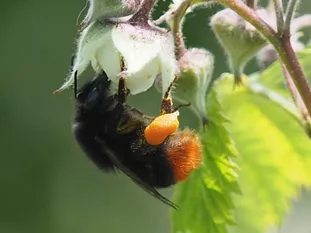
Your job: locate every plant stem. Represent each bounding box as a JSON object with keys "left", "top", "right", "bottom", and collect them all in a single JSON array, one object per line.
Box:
[
  {"left": 281, "top": 63, "right": 311, "bottom": 137},
  {"left": 281, "top": 64, "right": 308, "bottom": 118},
  {"left": 129, "top": 0, "right": 158, "bottom": 25},
  {"left": 171, "top": 0, "right": 193, "bottom": 59},
  {"left": 215, "top": 0, "right": 311, "bottom": 124},
  {"left": 272, "top": 0, "right": 284, "bottom": 33},
  {"left": 153, "top": 0, "right": 193, "bottom": 59},
  {"left": 276, "top": 37, "right": 311, "bottom": 115},
  {"left": 284, "top": 0, "right": 301, "bottom": 35}
]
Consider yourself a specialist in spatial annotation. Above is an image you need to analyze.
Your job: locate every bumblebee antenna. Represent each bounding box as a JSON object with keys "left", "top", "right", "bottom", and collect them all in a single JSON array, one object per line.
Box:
[
  {"left": 74, "top": 70, "right": 78, "bottom": 99},
  {"left": 69, "top": 54, "right": 79, "bottom": 99}
]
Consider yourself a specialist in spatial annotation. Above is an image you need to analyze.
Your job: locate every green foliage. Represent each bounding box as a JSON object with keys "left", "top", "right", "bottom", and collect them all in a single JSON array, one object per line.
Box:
[
  {"left": 171, "top": 45, "right": 311, "bottom": 233},
  {"left": 171, "top": 88, "right": 240, "bottom": 233},
  {"left": 215, "top": 74, "right": 311, "bottom": 233}
]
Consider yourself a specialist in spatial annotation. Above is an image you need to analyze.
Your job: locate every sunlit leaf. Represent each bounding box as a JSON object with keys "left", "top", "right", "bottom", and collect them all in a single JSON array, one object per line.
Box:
[
  {"left": 172, "top": 88, "right": 240, "bottom": 233},
  {"left": 215, "top": 75, "right": 311, "bottom": 233}
]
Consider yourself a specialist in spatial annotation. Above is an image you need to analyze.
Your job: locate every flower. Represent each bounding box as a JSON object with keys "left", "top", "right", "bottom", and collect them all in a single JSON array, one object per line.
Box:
[{"left": 55, "top": 18, "right": 177, "bottom": 97}]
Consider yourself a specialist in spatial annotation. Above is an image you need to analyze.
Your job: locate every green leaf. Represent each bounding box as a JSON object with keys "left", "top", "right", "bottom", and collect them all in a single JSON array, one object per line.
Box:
[
  {"left": 215, "top": 75, "right": 311, "bottom": 233},
  {"left": 171, "top": 88, "right": 240, "bottom": 233}
]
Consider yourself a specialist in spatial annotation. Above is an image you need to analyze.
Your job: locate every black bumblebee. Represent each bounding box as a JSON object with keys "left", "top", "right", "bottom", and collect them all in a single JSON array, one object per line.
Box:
[{"left": 73, "top": 71, "right": 202, "bottom": 209}]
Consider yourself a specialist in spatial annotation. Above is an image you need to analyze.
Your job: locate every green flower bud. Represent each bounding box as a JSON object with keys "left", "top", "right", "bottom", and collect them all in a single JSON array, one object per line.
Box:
[
  {"left": 155, "top": 48, "right": 214, "bottom": 124},
  {"left": 210, "top": 8, "right": 267, "bottom": 85}
]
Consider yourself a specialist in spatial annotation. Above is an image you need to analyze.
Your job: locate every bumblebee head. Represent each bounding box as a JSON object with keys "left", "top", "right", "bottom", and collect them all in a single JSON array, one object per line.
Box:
[{"left": 75, "top": 71, "right": 112, "bottom": 110}]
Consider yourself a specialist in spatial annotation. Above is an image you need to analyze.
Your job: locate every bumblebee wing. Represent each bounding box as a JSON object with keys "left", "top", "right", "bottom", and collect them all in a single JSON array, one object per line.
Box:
[{"left": 95, "top": 137, "right": 179, "bottom": 210}]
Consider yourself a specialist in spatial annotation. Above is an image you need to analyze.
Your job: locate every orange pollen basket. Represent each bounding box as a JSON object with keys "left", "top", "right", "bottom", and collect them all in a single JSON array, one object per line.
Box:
[
  {"left": 166, "top": 129, "right": 202, "bottom": 182},
  {"left": 144, "top": 111, "right": 180, "bottom": 145}
]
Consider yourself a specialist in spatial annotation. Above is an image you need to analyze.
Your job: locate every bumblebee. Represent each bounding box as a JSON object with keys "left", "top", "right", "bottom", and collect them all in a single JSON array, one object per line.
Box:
[{"left": 73, "top": 71, "right": 202, "bottom": 209}]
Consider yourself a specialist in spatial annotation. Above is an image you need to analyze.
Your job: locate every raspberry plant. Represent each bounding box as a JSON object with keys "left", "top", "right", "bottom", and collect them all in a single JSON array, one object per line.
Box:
[{"left": 56, "top": 0, "right": 311, "bottom": 232}]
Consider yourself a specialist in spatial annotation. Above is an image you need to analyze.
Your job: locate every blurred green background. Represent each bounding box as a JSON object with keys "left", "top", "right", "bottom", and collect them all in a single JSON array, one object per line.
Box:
[{"left": 1, "top": 0, "right": 311, "bottom": 233}]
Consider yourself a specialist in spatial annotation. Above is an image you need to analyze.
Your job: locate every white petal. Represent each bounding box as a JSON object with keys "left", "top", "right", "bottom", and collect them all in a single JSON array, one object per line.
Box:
[
  {"left": 111, "top": 24, "right": 162, "bottom": 74},
  {"left": 158, "top": 33, "right": 177, "bottom": 98},
  {"left": 123, "top": 55, "right": 160, "bottom": 94},
  {"left": 111, "top": 24, "right": 177, "bottom": 96},
  {"left": 56, "top": 21, "right": 113, "bottom": 92},
  {"left": 96, "top": 36, "right": 121, "bottom": 87}
]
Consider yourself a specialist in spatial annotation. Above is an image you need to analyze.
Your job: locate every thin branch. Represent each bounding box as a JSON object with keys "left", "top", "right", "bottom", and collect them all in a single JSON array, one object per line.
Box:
[
  {"left": 284, "top": 0, "right": 301, "bottom": 35},
  {"left": 129, "top": 0, "right": 158, "bottom": 25},
  {"left": 153, "top": 0, "right": 194, "bottom": 59},
  {"left": 281, "top": 64, "right": 311, "bottom": 125},
  {"left": 272, "top": 0, "right": 284, "bottom": 33},
  {"left": 171, "top": 0, "right": 193, "bottom": 59},
  {"left": 276, "top": 37, "right": 311, "bottom": 115}
]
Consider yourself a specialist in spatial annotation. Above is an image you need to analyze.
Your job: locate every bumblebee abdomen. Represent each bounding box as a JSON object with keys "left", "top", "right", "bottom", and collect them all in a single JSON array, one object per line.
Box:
[
  {"left": 102, "top": 132, "right": 176, "bottom": 188},
  {"left": 129, "top": 153, "right": 176, "bottom": 188},
  {"left": 73, "top": 121, "right": 116, "bottom": 172}
]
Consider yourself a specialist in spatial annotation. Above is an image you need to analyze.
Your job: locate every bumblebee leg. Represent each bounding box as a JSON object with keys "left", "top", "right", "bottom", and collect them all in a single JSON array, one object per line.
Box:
[
  {"left": 68, "top": 53, "right": 78, "bottom": 99},
  {"left": 160, "top": 74, "right": 178, "bottom": 114},
  {"left": 173, "top": 102, "right": 191, "bottom": 112},
  {"left": 117, "top": 56, "right": 130, "bottom": 104},
  {"left": 105, "top": 80, "right": 129, "bottom": 133},
  {"left": 160, "top": 98, "right": 174, "bottom": 115},
  {"left": 118, "top": 77, "right": 130, "bottom": 104}
]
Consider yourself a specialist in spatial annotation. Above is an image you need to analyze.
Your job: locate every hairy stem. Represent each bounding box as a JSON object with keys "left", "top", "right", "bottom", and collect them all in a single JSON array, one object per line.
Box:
[
  {"left": 284, "top": 0, "right": 301, "bottom": 35},
  {"left": 277, "top": 41, "right": 311, "bottom": 116},
  {"left": 171, "top": 0, "right": 193, "bottom": 59},
  {"left": 281, "top": 63, "right": 311, "bottom": 136},
  {"left": 272, "top": 0, "right": 284, "bottom": 33},
  {"left": 153, "top": 0, "right": 193, "bottom": 59},
  {"left": 129, "top": 0, "right": 158, "bottom": 25},
  {"left": 281, "top": 64, "right": 308, "bottom": 118},
  {"left": 215, "top": 0, "right": 311, "bottom": 123}
]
